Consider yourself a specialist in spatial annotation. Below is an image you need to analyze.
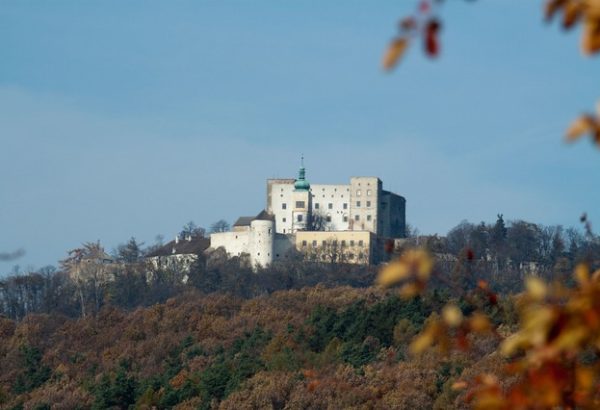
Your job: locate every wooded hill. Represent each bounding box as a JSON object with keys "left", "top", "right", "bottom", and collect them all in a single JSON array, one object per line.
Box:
[{"left": 0, "top": 285, "right": 514, "bottom": 409}]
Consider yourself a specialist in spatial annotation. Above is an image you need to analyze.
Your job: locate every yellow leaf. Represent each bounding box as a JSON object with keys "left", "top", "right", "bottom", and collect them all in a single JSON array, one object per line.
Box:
[
  {"left": 451, "top": 380, "right": 468, "bottom": 390},
  {"left": 576, "top": 367, "right": 595, "bottom": 391},
  {"left": 552, "top": 325, "right": 587, "bottom": 351},
  {"left": 410, "top": 329, "right": 434, "bottom": 354},
  {"left": 442, "top": 304, "right": 463, "bottom": 327},
  {"left": 469, "top": 312, "right": 491, "bottom": 332},
  {"left": 382, "top": 37, "right": 409, "bottom": 71},
  {"left": 377, "top": 260, "right": 409, "bottom": 287},
  {"left": 399, "top": 282, "right": 421, "bottom": 299},
  {"left": 501, "top": 334, "right": 527, "bottom": 356},
  {"left": 525, "top": 277, "right": 547, "bottom": 300},
  {"left": 575, "top": 263, "right": 590, "bottom": 286},
  {"left": 565, "top": 115, "right": 594, "bottom": 141}
]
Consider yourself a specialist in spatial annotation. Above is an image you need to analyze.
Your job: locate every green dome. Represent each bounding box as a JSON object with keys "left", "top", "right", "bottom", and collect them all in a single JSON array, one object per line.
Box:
[{"left": 294, "top": 158, "right": 310, "bottom": 191}]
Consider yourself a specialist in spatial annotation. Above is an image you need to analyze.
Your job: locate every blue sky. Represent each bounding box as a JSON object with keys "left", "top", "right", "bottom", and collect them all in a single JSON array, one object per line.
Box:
[{"left": 1, "top": 1, "right": 599, "bottom": 271}]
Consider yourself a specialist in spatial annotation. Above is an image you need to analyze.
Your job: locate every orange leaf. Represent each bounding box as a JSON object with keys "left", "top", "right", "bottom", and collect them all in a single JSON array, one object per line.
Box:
[
  {"left": 545, "top": 0, "right": 568, "bottom": 22},
  {"left": 562, "top": 0, "right": 583, "bottom": 29},
  {"left": 565, "top": 115, "right": 595, "bottom": 141},
  {"left": 382, "top": 37, "right": 409, "bottom": 71},
  {"left": 582, "top": 16, "right": 600, "bottom": 55}
]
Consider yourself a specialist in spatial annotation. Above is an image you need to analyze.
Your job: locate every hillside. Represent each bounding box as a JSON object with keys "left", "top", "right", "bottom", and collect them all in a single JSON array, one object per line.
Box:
[{"left": 0, "top": 285, "right": 509, "bottom": 409}]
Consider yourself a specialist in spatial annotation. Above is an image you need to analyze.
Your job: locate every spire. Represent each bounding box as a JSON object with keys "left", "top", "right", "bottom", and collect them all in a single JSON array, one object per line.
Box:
[
  {"left": 298, "top": 154, "right": 306, "bottom": 180},
  {"left": 294, "top": 155, "right": 310, "bottom": 191}
]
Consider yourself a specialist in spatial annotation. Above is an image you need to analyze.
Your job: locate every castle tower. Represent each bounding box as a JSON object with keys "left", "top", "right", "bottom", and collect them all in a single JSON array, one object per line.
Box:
[
  {"left": 292, "top": 156, "right": 312, "bottom": 232},
  {"left": 250, "top": 218, "right": 275, "bottom": 268}
]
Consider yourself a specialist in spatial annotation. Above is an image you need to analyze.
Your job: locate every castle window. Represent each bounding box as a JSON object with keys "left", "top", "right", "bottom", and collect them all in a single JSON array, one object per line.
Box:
[
  {"left": 312, "top": 240, "right": 317, "bottom": 247},
  {"left": 332, "top": 240, "right": 338, "bottom": 246},
  {"left": 322, "top": 240, "right": 327, "bottom": 246},
  {"left": 343, "top": 203, "right": 348, "bottom": 209},
  {"left": 282, "top": 203, "right": 287, "bottom": 210},
  {"left": 326, "top": 215, "right": 332, "bottom": 222},
  {"left": 268, "top": 228, "right": 272, "bottom": 234},
  {"left": 367, "top": 189, "right": 372, "bottom": 196},
  {"left": 355, "top": 215, "right": 360, "bottom": 221},
  {"left": 283, "top": 217, "right": 287, "bottom": 223},
  {"left": 302, "top": 240, "right": 307, "bottom": 247},
  {"left": 356, "top": 190, "right": 361, "bottom": 196},
  {"left": 366, "top": 201, "right": 371, "bottom": 207},
  {"left": 296, "top": 201, "right": 305, "bottom": 208},
  {"left": 367, "top": 215, "right": 372, "bottom": 221},
  {"left": 350, "top": 240, "right": 355, "bottom": 246},
  {"left": 297, "top": 214, "right": 303, "bottom": 222},
  {"left": 315, "top": 203, "right": 320, "bottom": 209},
  {"left": 343, "top": 215, "right": 348, "bottom": 222},
  {"left": 341, "top": 240, "right": 346, "bottom": 247},
  {"left": 359, "top": 240, "right": 364, "bottom": 246},
  {"left": 356, "top": 201, "right": 361, "bottom": 207},
  {"left": 328, "top": 203, "right": 333, "bottom": 209}
]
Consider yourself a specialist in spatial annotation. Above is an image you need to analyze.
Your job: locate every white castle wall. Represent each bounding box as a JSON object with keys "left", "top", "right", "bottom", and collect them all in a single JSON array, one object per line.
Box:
[{"left": 210, "top": 231, "right": 251, "bottom": 258}]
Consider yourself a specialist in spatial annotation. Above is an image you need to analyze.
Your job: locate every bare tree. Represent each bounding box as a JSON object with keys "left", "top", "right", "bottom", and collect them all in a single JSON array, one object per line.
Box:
[
  {"left": 307, "top": 211, "right": 332, "bottom": 231},
  {"left": 60, "top": 242, "right": 113, "bottom": 317},
  {"left": 210, "top": 219, "right": 230, "bottom": 233}
]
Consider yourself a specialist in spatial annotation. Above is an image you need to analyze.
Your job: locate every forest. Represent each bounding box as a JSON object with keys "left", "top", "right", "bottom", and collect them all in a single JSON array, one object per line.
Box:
[{"left": 1, "top": 215, "right": 599, "bottom": 409}]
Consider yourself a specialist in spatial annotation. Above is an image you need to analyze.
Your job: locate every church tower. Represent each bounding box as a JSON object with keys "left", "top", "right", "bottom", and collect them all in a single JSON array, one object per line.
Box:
[{"left": 291, "top": 156, "right": 312, "bottom": 232}]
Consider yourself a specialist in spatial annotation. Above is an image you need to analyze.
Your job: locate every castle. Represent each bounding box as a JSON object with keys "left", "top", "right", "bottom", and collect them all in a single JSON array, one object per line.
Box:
[{"left": 209, "top": 160, "right": 406, "bottom": 268}]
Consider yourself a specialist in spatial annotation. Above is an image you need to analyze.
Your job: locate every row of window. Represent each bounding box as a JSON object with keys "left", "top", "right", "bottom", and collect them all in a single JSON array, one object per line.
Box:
[
  {"left": 308, "top": 252, "right": 365, "bottom": 261},
  {"left": 282, "top": 201, "right": 372, "bottom": 210},
  {"left": 301, "top": 239, "right": 365, "bottom": 247},
  {"left": 282, "top": 213, "right": 373, "bottom": 224}
]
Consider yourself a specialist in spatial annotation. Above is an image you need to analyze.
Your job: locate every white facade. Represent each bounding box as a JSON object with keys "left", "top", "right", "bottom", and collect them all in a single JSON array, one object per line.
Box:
[
  {"left": 267, "top": 176, "right": 404, "bottom": 237},
  {"left": 210, "top": 215, "right": 294, "bottom": 269},
  {"left": 210, "top": 165, "right": 406, "bottom": 269}
]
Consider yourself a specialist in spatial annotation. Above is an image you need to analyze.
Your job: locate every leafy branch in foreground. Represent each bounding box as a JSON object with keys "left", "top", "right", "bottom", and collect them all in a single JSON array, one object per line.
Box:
[
  {"left": 378, "top": 244, "right": 600, "bottom": 408},
  {"left": 382, "top": 0, "right": 600, "bottom": 148}
]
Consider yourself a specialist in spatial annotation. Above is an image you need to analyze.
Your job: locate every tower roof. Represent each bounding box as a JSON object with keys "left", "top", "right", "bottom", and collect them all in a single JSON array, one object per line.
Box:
[{"left": 294, "top": 155, "right": 310, "bottom": 191}]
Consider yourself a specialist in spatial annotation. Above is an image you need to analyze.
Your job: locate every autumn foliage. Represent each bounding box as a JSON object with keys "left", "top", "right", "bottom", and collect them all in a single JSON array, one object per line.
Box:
[{"left": 378, "top": 244, "right": 600, "bottom": 409}]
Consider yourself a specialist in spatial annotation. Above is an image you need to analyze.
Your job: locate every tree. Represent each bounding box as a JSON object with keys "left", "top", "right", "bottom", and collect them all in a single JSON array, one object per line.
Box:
[
  {"left": 307, "top": 211, "right": 332, "bottom": 231},
  {"left": 210, "top": 219, "right": 230, "bottom": 233},
  {"left": 60, "top": 242, "right": 112, "bottom": 318},
  {"left": 180, "top": 221, "right": 206, "bottom": 238},
  {"left": 446, "top": 220, "right": 474, "bottom": 256},
  {"left": 116, "top": 237, "right": 143, "bottom": 263},
  {"left": 506, "top": 220, "right": 542, "bottom": 268},
  {"left": 489, "top": 214, "right": 507, "bottom": 258}
]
